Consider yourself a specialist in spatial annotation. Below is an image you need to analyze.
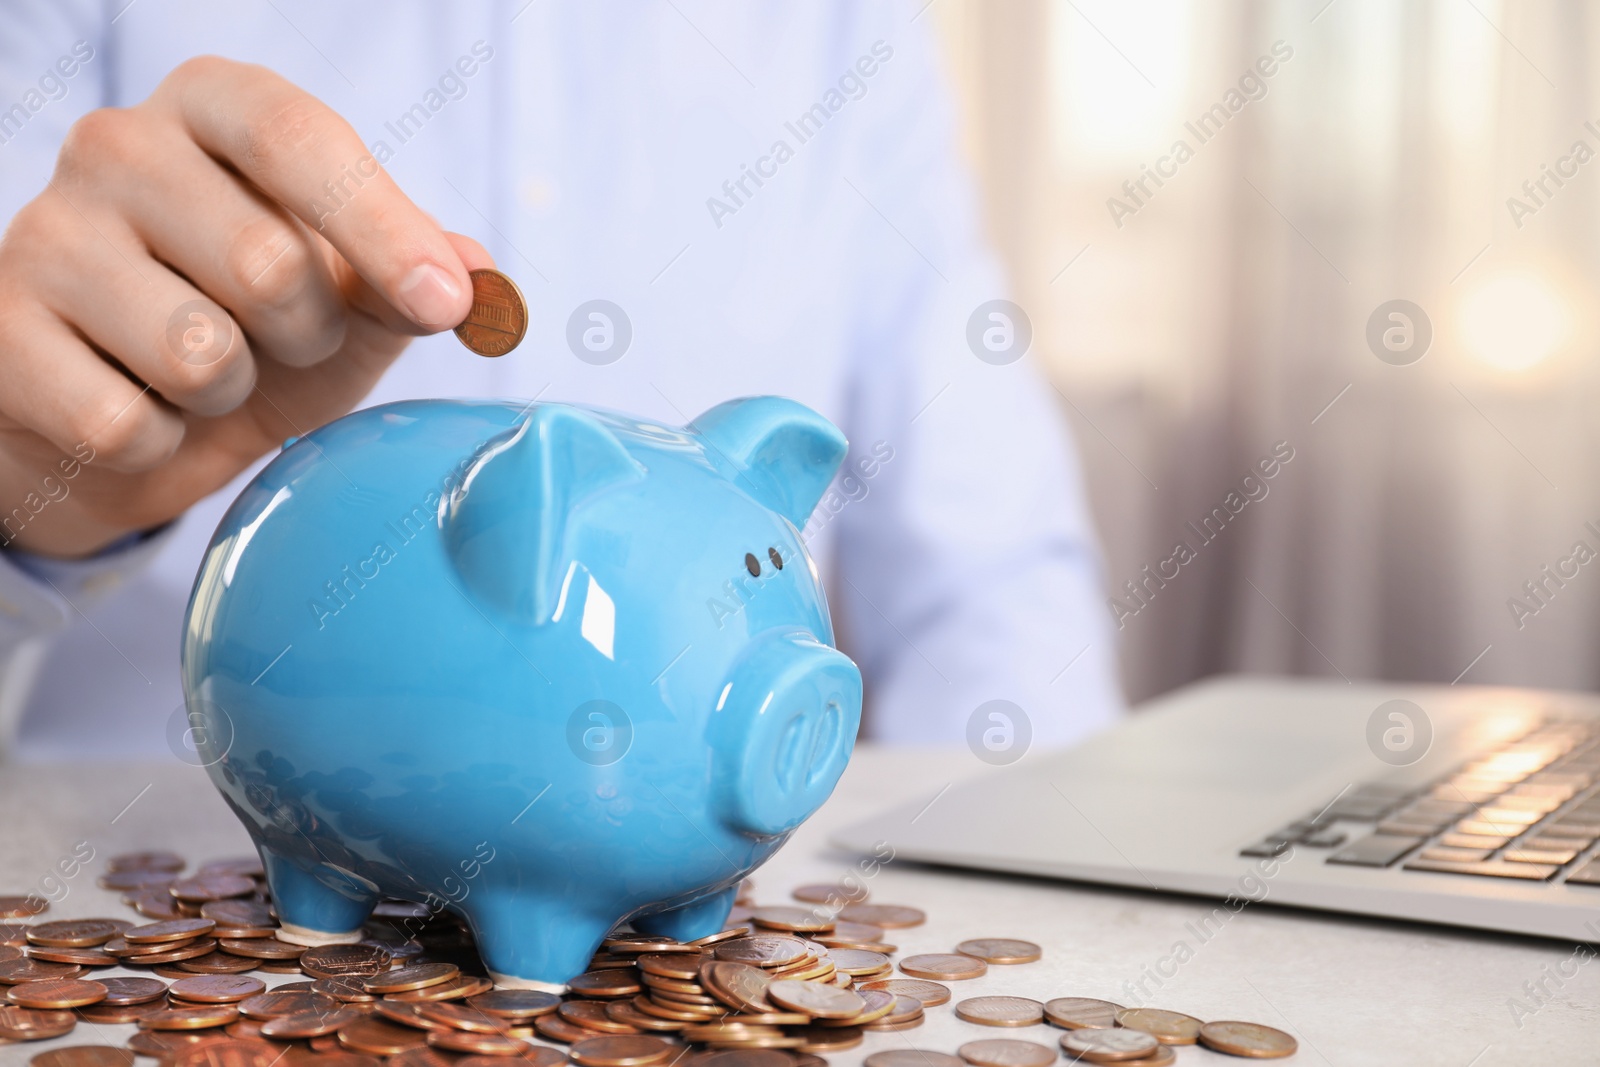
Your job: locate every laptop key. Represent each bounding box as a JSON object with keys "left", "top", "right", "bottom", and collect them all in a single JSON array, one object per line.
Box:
[
  {"left": 1456, "top": 819, "right": 1534, "bottom": 837},
  {"left": 1325, "top": 834, "right": 1423, "bottom": 868},
  {"left": 1470, "top": 807, "right": 1544, "bottom": 825},
  {"left": 1420, "top": 846, "right": 1494, "bottom": 863},
  {"left": 1538, "top": 821, "right": 1600, "bottom": 838},
  {"left": 1299, "top": 829, "right": 1346, "bottom": 848},
  {"left": 1490, "top": 795, "right": 1564, "bottom": 813},
  {"left": 1503, "top": 847, "right": 1579, "bottom": 865},
  {"left": 1402, "top": 858, "right": 1560, "bottom": 880},
  {"left": 1377, "top": 819, "right": 1451, "bottom": 836},
  {"left": 1238, "top": 840, "right": 1292, "bottom": 858},
  {"left": 1522, "top": 834, "right": 1596, "bottom": 852},
  {"left": 1439, "top": 832, "right": 1512, "bottom": 849},
  {"left": 1564, "top": 860, "right": 1600, "bottom": 886}
]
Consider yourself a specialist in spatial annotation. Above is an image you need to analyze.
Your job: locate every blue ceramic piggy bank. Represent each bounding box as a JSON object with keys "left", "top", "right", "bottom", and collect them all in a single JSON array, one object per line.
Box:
[{"left": 181, "top": 396, "right": 862, "bottom": 989}]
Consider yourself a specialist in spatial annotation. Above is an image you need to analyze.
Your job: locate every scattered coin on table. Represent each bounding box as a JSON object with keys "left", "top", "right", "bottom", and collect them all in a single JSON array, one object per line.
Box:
[
  {"left": 1060, "top": 1026, "right": 1162, "bottom": 1062},
  {"left": 955, "top": 996, "right": 1045, "bottom": 1027},
  {"left": 957, "top": 1038, "right": 1058, "bottom": 1067},
  {"left": 1198, "top": 1020, "right": 1299, "bottom": 1058},
  {"left": 1044, "top": 996, "right": 1121, "bottom": 1029},
  {"left": 1115, "top": 1006, "right": 1203, "bottom": 1045},
  {"left": 954, "top": 939, "right": 1042, "bottom": 965},
  {"left": 6, "top": 979, "right": 108, "bottom": 1009},
  {"left": 0, "top": 852, "right": 1304, "bottom": 1066},
  {"left": 898, "top": 954, "right": 988, "bottom": 981}
]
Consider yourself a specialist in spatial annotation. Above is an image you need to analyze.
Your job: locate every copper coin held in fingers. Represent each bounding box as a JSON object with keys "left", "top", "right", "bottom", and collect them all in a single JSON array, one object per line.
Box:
[
  {"left": 1044, "top": 997, "right": 1121, "bottom": 1030},
  {"left": 455, "top": 269, "right": 528, "bottom": 357},
  {"left": 898, "top": 954, "right": 986, "bottom": 981},
  {"left": 954, "top": 996, "right": 1044, "bottom": 1027},
  {"left": 955, "top": 939, "right": 1041, "bottom": 965},
  {"left": 29, "top": 1046, "right": 137, "bottom": 1067},
  {"left": 1197, "top": 1021, "right": 1298, "bottom": 1059},
  {"left": 1114, "top": 1008, "right": 1201, "bottom": 1045}
]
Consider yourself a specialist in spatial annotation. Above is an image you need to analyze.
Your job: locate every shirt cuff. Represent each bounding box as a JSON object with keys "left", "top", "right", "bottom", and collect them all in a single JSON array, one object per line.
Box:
[{"left": 0, "top": 525, "right": 175, "bottom": 639}]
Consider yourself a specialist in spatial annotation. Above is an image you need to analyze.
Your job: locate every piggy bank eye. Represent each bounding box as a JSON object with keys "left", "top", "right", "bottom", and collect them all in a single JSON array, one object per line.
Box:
[
  {"left": 744, "top": 552, "right": 761, "bottom": 577},
  {"left": 768, "top": 547, "right": 784, "bottom": 571}
]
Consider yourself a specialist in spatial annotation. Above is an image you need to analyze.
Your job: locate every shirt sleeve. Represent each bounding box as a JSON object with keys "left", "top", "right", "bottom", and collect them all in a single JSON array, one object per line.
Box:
[
  {"left": 0, "top": 528, "right": 174, "bottom": 751},
  {"left": 0, "top": 0, "right": 127, "bottom": 752},
  {"left": 822, "top": 11, "right": 1124, "bottom": 749}
]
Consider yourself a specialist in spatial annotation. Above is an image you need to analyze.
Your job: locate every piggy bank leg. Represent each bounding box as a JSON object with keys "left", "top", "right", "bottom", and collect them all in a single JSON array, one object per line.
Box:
[
  {"left": 633, "top": 884, "right": 738, "bottom": 942},
  {"left": 462, "top": 889, "right": 616, "bottom": 993},
  {"left": 259, "top": 847, "right": 377, "bottom": 946}
]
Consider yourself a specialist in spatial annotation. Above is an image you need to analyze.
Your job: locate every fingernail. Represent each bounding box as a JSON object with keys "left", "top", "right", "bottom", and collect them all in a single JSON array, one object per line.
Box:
[{"left": 398, "top": 263, "right": 463, "bottom": 327}]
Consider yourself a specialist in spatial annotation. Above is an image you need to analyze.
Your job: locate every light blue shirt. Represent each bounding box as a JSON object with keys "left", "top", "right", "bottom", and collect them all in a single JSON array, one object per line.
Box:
[{"left": 0, "top": 0, "right": 1122, "bottom": 758}]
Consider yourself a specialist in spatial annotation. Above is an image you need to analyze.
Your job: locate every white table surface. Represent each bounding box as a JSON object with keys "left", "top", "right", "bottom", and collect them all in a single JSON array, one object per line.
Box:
[{"left": 2, "top": 744, "right": 1594, "bottom": 1066}]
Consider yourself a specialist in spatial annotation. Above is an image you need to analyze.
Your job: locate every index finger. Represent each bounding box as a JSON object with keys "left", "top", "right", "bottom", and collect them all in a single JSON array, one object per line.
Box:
[{"left": 152, "top": 56, "right": 472, "bottom": 332}]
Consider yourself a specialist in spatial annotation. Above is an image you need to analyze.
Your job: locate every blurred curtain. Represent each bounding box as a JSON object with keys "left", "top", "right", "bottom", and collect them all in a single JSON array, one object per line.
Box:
[{"left": 933, "top": 0, "right": 1600, "bottom": 703}]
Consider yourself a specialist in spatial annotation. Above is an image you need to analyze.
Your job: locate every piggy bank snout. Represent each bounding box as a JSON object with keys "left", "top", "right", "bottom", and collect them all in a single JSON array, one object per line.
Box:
[{"left": 713, "top": 633, "right": 862, "bottom": 838}]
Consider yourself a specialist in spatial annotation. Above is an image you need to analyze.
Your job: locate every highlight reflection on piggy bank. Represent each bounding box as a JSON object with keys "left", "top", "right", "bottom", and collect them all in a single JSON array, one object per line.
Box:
[{"left": 181, "top": 396, "right": 862, "bottom": 989}]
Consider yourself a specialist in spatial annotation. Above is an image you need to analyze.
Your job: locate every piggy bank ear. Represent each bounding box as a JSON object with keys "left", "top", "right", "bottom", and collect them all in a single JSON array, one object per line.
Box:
[
  {"left": 688, "top": 397, "right": 848, "bottom": 528},
  {"left": 445, "top": 406, "right": 644, "bottom": 623}
]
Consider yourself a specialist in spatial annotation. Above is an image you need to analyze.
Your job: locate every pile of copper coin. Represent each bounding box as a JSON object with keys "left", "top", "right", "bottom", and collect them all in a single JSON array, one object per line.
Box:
[{"left": 0, "top": 856, "right": 1299, "bottom": 1066}]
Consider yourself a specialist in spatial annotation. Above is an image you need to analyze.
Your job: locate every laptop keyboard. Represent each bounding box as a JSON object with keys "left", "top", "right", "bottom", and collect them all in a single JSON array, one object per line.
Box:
[{"left": 1239, "top": 717, "right": 1600, "bottom": 886}]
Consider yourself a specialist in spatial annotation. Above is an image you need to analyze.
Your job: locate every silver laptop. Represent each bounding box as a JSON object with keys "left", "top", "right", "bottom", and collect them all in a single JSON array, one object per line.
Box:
[{"left": 831, "top": 676, "right": 1600, "bottom": 942}]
